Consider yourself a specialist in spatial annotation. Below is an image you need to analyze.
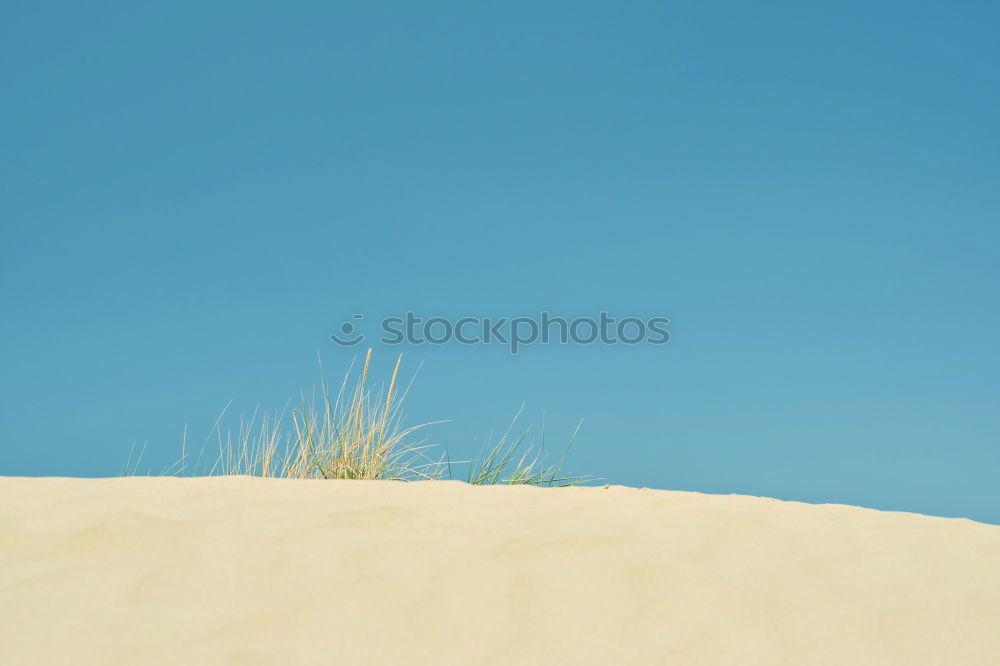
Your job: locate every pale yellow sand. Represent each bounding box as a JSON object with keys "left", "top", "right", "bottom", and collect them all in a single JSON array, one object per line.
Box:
[{"left": 2, "top": 478, "right": 998, "bottom": 665}]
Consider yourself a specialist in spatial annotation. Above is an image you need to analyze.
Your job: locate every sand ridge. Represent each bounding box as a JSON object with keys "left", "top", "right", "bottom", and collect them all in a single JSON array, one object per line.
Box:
[{"left": 2, "top": 477, "right": 998, "bottom": 665}]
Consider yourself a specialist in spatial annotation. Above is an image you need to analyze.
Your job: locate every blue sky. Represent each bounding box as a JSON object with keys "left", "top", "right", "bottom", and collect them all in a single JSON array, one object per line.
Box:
[{"left": 2, "top": 1, "right": 998, "bottom": 522}]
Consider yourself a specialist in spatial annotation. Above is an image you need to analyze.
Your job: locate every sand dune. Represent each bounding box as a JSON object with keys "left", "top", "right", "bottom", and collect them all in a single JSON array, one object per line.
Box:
[{"left": 1, "top": 477, "right": 998, "bottom": 665}]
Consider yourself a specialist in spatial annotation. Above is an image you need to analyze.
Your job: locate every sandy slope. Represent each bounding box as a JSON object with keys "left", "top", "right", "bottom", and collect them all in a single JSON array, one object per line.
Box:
[{"left": 1, "top": 478, "right": 998, "bottom": 665}]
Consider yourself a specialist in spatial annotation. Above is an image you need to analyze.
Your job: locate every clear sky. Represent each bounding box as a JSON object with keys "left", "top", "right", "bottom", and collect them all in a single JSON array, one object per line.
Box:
[{"left": 3, "top": 1, "right": 998, "bottom": 522}]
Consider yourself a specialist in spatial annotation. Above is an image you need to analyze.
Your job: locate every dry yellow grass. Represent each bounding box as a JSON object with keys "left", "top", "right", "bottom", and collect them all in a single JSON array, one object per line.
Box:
[
  {"left": 166, "top": 349, "right": 441, "bottom": 480},
  {"left": 136, "top": 350, "right": 586, "bottom": 485}
]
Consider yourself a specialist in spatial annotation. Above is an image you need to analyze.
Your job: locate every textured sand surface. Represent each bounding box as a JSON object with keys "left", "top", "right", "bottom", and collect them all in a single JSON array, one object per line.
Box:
[{"left": 2, "top": 477, "right": 998, "bottom": 665}]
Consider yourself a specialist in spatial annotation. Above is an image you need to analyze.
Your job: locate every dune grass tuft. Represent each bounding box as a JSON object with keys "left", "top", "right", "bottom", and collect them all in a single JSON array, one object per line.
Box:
[
  {"left": 131, "top": 350, "right": 586, "bottom": 485},
  {"left": 461, "top": 406, "right": 588, "bottom": 486},
  {"left": 163, "top": 350, "right": 442, "bottom": 480}
]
